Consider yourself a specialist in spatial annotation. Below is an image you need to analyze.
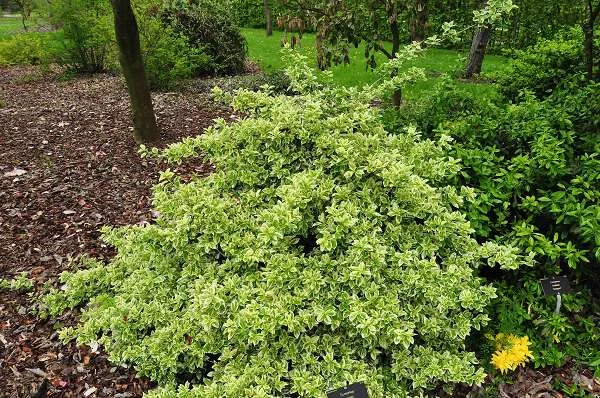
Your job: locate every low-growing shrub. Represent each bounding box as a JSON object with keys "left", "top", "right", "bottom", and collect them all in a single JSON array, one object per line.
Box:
[
  {"left": 191, "top": 70, "right": 292, "bottom": 95},
  {"left": 383, "top": 77, "right": 500, "bottom": 136},
  {"left": 43, "top": 54, "right": 523, "bottom": 397},
  {"left": 0, "top": 272, "right": 34, "bottom": 292},
  {"left": 0, "top": 32, "right": 59, "bottom": 66}
]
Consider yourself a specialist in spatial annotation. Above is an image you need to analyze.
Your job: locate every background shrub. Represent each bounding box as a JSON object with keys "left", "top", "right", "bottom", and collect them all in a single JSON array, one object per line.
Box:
[
  {"left": 49, "top": 0, "right": 115, "bottom": 73},
  {"left": 0, "top": 31, "right": 60, "bottom": 66},
  {"left": 496, "top": 28, "right": 588, "bottom": 101},
  {"left": 136, "top": 1, "right": 212, "bottom": 89},
  {"left": 191, "top": 70, "right": 292, "bottom": 95},
  {"left": 42, "top": 0, "right": 247, "bottom": 87},
  {"left": 164, "top": 3, "right": 247, "bottom": 76}
]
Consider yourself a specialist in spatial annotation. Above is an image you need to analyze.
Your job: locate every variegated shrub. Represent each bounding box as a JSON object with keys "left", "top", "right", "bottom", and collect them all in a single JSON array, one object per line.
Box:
[{"left": 44, "top": 55, "right": 524, "bottom": 397}]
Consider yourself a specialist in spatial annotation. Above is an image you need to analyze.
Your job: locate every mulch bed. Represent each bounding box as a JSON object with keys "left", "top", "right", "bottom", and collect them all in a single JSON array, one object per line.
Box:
[{"left": 0, "top": 66, "right": 230, "bottom": 397}]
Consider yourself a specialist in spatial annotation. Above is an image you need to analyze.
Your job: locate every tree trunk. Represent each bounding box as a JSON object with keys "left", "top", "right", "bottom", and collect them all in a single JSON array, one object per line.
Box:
[
  {"left": 264, "top": 0, "right": 273, "bottom": 36},
  {"left": 584, "top": 1, "right": 600, "bottom": 80},
  {"left": 390, "top": 17, "right": 402, "bottom": 107},
  {"left": 410, "top": 0, "right": 428, "bottom": 42},
  {"left": 465, "top": 25, "right": 492, "bottom": 79},
  {"left": 584, "top": 21, "right": 594, "bottom": 80},
  {"left": 110, "top": 0, "right": 159, "bottom": 144}
]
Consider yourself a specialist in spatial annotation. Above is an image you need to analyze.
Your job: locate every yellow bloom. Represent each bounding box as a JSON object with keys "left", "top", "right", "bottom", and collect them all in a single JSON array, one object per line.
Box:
[{"left": 490, "top": 334, "right": 533, "bottom": 373}]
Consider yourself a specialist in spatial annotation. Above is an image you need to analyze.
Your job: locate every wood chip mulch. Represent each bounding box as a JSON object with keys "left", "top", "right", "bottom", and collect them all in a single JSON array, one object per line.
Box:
[{"left": 0, "top": 66, "right": 231, "bottom": 397}]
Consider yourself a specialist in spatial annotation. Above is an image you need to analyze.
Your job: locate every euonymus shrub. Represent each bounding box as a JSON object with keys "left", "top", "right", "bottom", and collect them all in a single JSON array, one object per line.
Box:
[{"left": 43, "top": 54, "right": 524, "bottom": 397}]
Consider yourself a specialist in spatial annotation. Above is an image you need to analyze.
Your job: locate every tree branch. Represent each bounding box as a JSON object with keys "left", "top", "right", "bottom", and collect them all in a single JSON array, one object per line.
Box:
[{"left": 375, "top": 43, "right": 392, "bottom": 59}]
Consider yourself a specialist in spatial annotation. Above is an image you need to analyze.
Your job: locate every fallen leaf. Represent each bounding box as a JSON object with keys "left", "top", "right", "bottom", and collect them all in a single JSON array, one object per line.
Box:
[
  {"left": 26, "top": 367, "right": 48, "bottom": 378},
  {"left": 51, "top": 378, "right": 68, "bottom": 388},
  {"left": 3, "top": 168, "right": 27, "bottom": 177}
]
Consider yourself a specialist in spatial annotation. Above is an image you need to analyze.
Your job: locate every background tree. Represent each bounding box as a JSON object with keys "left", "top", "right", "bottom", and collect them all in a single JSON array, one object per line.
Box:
[
  {"left": 465, "top": 0, "right": 516, "bottom": 78},
  {"left": 264, "top": 0, "right": 273, "bottom": 35},
  {"left": 293, "top": 0, "right": 417, "bottom": 105},
  {"left": 583, "top": 0, "right": 599, "bottom": 79},
  {"left": 14, "top": 0, "right": 35, "bottom": 29},
  {"left": 109, "top": 0, "right": 159, "bottom": 143},
  {"left": 409, "top": 0, "right": 428, "bottom": 41}
]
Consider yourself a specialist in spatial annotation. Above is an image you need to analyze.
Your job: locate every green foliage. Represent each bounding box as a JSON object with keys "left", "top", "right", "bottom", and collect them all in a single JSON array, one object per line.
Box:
[
  {"left": 490, "top": 278, "right": 600, "bottom": 372},
  {"left": 383, "top": 76, "right": 500, "bottom": 135},
  {"left": 43, "top": 54, "right": 524, "bottom": 397},
  {"left": 136, "top": 1, "right": 212, "bottom": 89},
  {"left": 496, "top": 28, "right": 587, "bottom": 101},
  {"left": 0, "top": 272, "right": 34, "bottom": 292},
  {"left": 49, "top": 0, "right": 115, "bottom": 72},
  {"left": 192, "top": 70, "right": 292, "bottom": 95},
  {"left": 228, "top": 0, "right": 282, "bottom": 28},
  {"left": 43, "top": 0, "right": 246, "bottom": 86},
  {"left": 0, "top": 31, "right": 59, "bottom": 65},
  {"left": 164, "top": 2, "right": 248, "bottom": 76},
  {"left": 498, "top": 0, "right": 585, "bottom": 49},
  {"left": 389, "top": 73, "right": 600, "bottom": 371}
]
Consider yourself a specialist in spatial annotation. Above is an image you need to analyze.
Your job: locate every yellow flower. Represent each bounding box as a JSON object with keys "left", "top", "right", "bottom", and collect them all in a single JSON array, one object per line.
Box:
[{"left": 490, "top": 334, "right": 533, "bottom": 373}]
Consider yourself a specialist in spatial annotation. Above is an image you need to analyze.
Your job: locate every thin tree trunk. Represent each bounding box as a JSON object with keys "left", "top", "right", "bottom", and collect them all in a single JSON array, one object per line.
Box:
[
  {"left": 584, "top": 1, "right": 599, "bottom": 80},
  {"left": 465, "top": 24, "right": 492, "bottom": 78},
  {"left": 264, "top": 0, "right": 272, "bottom": 36},
  {"left": 410, "top": 0, "right": 428, "bottom": 42},
  {"left": 584, "top": 21, "right": 594, "bottom": 80},
  {"left": 110, "top": 0, "right": 159, "bottom": 144}
]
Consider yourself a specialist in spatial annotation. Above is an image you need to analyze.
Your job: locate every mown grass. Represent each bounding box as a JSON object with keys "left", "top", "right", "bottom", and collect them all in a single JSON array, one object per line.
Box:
[
  {"left": 0, "top": 15, "right": 25, "bottom": 39},
  {"left": 242, "top": 27, "right": 507, "bottom": 99}
]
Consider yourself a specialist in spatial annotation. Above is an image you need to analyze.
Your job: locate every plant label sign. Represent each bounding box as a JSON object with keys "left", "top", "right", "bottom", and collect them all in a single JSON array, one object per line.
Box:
[
  {"left": 540, "top": 276, "right": 571, "bottom": 296},
  {"left": 327, "top": 382, "right": 368, "bottom": 398}
]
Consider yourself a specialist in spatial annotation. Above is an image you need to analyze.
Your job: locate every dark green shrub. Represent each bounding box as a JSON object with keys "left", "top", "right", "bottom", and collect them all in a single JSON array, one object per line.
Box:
[
  {"left": 164, "top": 5, "right": 247, "bottom": 76},
  {"left": 43, "top": 55, "right": 522, "bottom": 397},
  {"left": 496, "top": 28, "right": 586, "bottom": 101},
  {"left": 136, "top": 1, "right": 213, "bottom": 89},
  {"left": 383, "top": 78, "right": 500, "bottom": 136},
  {"left": 396, "top": 78, "right": 600, "bottom": 371}
]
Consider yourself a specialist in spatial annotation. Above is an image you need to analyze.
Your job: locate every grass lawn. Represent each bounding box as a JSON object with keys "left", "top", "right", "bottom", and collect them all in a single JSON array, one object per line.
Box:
[
  {"left": 242, "top": 27, "right": 507, "bottom": 99},
  {"left": 0, "top": 15, "right": 25, "bottom": 39}
]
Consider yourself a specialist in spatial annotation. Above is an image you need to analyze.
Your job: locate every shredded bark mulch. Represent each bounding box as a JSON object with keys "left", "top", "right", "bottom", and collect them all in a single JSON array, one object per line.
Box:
[{"left": 0, "top": 66, "right": 230, "bottom": 397}]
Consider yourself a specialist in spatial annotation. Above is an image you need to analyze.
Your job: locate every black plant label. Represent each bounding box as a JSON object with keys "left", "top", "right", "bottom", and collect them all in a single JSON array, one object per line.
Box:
[
  {"left": 327, "top": 382, "right": 368, "bottom": 398},
  {"left": 540, "top": 276, "right": 571, "bottom": 296}
]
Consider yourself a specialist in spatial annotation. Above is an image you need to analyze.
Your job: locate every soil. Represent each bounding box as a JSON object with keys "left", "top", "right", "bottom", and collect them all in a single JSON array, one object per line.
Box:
[{"left": 0, "top": 66, "right": 230, "bottom": 397}]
